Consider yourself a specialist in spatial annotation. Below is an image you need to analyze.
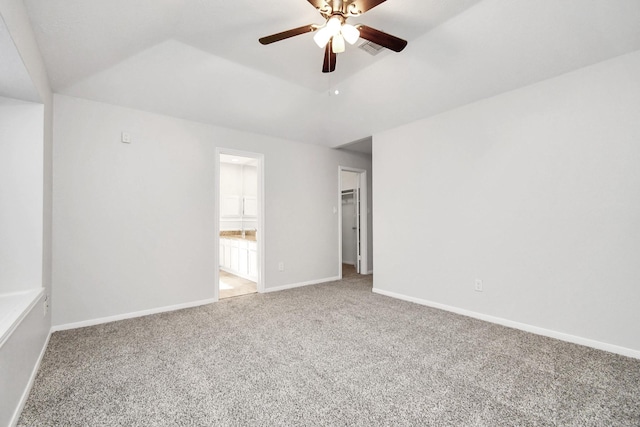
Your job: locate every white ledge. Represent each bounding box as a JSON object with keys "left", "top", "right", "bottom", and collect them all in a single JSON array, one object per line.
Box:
[{"left": 0, "top": 288, "right": 43, "bottom": 349}]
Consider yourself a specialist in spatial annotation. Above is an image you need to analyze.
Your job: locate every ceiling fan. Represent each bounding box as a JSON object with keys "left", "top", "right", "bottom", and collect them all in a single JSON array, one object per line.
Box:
[{"left": 259, "top": 0, "right": 407, "bottom": 73}]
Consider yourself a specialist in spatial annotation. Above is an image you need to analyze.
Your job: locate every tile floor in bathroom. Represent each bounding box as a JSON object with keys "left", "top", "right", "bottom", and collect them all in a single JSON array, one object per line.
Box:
[
  {"left": 219, "top": 270, "right": 257, "bottom": 299},
  {"left": 219, "top": 264, "right": 360, "bottom": 299}
]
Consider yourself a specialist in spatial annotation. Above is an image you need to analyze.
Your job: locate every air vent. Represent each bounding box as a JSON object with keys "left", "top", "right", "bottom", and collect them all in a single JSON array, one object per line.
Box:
[{"left": 358, "top": 40, "right": 384, "bottom": 56}]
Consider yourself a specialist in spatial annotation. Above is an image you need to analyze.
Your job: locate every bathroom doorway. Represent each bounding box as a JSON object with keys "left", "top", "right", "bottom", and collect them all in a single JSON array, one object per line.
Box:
[{"left": 216, "top": 150, "right": 264, "bottom": 300}]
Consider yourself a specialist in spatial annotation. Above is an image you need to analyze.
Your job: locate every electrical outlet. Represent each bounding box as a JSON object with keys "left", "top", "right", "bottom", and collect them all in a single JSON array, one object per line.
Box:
[
  {"left": 121, "top": 132, "right": 131, "bottom": 143},
  {"left": 475, "top": 279, "right": 483, "bottom": 292},
  {"left": 43, "top": 294, "right": 49, "bottom": 315},
  {"left": 278, "top": 262, "right": 285, "bottom": 272}
]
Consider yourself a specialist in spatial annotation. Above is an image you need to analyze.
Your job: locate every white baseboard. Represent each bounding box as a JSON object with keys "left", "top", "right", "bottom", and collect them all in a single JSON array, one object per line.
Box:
[
  {"left": 52, "top": 276, "right": 344, "bottom": 329},
  {"left": 10, "top": 329, "right": 51, "bottom": 427},
  {"left": 372, "top": 287, "right": 640, "bottom": 360},
  {"left": 51, "top": 297, "right": 217, "bottom": 332},
  {"left": 263, "top": 276, "right": 340, "bottom": 293}
]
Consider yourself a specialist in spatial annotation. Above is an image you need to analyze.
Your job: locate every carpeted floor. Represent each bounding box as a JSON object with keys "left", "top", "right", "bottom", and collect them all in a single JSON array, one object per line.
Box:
[{"left": 19, "top": 273, "right": 640, "bottom": 426}]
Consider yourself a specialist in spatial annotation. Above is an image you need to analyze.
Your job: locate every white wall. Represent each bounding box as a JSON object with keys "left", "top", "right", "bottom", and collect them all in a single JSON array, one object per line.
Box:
[
  {"left": 242, "top": 165, "right": 257, "bottom": 197},
  {"left": 53, "top": 95, "right": 372, "bottom": 327},
  {"left": 219, "top": 162, "right": 257, "bottom": 231},
  {"left": 220, "top": 162, "right": 243, "bottom": 196},
  {"left": 0, "top": 0, "right": 53, "bottom": 425},
  {"left": 0, "top": 97, "right": 43, "bottom": 293},
  {"left": 373, "top": 50, "right": 640, "bottom": 355},
  {"left": 341, "top": 170, "right": 359, "bottom": 191}
]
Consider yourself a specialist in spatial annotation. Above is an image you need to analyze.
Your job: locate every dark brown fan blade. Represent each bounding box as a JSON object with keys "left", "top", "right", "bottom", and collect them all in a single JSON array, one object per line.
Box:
[
  {"left": 259, "top": 25, "right": 316, "bottom": 45},
  {"left": 322, "top": 40, "right": 336, "bottom": 73},
  {"left": 351, "top": 0, "right": 388, "bottom": 13},
  {"left": 357, "top": 25, "right": 407, "bottom": 52}
]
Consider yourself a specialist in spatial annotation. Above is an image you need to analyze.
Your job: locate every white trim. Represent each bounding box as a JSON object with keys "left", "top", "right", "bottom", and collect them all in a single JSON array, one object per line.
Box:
[
  {"left": 10, "top": 330, "right": 51, "bottom": 427},
  {"left": 263, "top": 276, "right": 340, "bottom": 293},
  {"left": 372, "top": 287, "right": 640, "bottom": 360},
  {"left": 337, "top": 169, "right": 343, "bottom": 280},
  {"left": 51, "top": 297, "right": 217, "bottom": 332},
  {"left": 338, "top": 166, "right": 368, "bottom": 278},
  {"left": 357, "top": 170, "right": 368, "bottom": 276}
]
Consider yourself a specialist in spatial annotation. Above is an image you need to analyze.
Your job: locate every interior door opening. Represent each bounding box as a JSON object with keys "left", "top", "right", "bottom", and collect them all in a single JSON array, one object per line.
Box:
[
  {"left": 216, "top": 151, "right": 264, "bottom": 300},
  {"left": 339, "top": 167, "right": 368, "bottom": 278}
]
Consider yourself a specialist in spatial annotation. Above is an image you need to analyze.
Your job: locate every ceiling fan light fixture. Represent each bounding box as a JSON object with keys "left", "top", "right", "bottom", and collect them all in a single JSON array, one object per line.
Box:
[
  {"left": 332, "top": 33, "right": 345, "bottom": 53},
  {"left": 341, "top": 23, "right": 360, "bottom": 45},
  {"left": 313, "top": 27, "right": 332, "bottom": 48},
  {"left": 326, "top": 16, "right": 342, "bottom": 35},
  {"left": 314, "top": 16, "right": 343, "bottom": 48}
]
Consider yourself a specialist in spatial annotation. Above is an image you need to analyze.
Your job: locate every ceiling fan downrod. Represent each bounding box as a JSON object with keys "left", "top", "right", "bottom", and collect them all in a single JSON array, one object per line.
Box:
[{"left": 317, "top": 0, "right": 362, "bottom": 18}]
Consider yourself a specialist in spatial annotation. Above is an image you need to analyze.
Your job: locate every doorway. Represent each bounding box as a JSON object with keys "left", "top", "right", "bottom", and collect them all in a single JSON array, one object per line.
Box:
[
  {"left": 216, "top": 149, "right": 264, "bottom": 300},
  {"left": 339, "top": 167, "right": 368, "bottom": 278}
]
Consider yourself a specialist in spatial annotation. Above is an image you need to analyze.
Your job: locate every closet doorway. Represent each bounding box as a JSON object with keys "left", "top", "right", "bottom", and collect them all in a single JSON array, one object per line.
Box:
[
  {"left": 216, "top": 150, "right": 264, "bottom": 300},
  {"left": 339, "top": 167, "right": 368, "bottom": 277}
]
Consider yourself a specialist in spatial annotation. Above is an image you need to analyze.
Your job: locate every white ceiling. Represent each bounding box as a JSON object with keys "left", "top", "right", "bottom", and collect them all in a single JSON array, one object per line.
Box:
[
  {"left": 338, "top": 136, "right": 372, "bottom": 155},
  {"left": 0, "top": 16, "right": 40, "bottom": 102},
  {"left": 21, "top": 0, "right": 640, "bottom": 148}
]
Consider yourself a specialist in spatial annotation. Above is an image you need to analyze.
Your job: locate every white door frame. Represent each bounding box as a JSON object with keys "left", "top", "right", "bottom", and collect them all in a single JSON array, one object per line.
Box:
[
  {"left": 214, "top": 148, "right": 265, "bottom": 301},
  {"left": 338, "top": 166, "right": 368, "bottom": 278}
]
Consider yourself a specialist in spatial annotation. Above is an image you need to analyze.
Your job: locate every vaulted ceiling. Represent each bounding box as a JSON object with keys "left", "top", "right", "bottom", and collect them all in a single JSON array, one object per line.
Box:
[
  {"left": 20, "top": 0, "right": 640, "bottom": 147},
  {"left": 0, "top": 17, "right": 40, "bottom": 102}
]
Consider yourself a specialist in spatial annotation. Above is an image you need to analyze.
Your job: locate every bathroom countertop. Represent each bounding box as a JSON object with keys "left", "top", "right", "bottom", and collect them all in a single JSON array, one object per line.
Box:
[{"left": 220, "top": 231, "right": 257, "bottom": 242}]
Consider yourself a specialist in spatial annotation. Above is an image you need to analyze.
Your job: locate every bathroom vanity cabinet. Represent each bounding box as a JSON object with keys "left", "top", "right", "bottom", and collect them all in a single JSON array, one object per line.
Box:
[{"left": 220, "top": 237, "right": 258, "bottom": 282}]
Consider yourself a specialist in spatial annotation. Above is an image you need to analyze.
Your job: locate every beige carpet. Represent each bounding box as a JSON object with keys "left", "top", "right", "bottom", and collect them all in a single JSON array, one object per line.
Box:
[{"left": 18, "top": 273, "right": 640, "bottom": 426}]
